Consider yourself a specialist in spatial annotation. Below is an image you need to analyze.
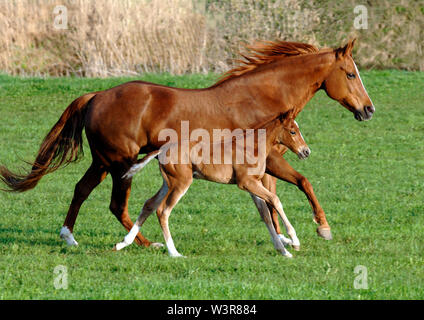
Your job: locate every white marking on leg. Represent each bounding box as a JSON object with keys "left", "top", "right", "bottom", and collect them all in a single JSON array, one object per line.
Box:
[
  {"left": 114, "top": 224, "right": 139, "bottom": 251},
  {"left": 60, "top": 226, "right": 78, "bottom": 246},
  {"left": 165, "top": 235, "right": 184, "bottom": 258},
  {"left": 278, "top": 234, "right": 293, "bottom": 247},
  {"left": 251, "top": 194, "right": 292, "bottom": 258},
  {"left": 275, "top": 201, "right": 300, "bottom": 249}
]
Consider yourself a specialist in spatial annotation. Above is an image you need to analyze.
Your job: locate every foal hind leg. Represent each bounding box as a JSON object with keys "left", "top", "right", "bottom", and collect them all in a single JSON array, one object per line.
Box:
[
  {"left": 250, "top": 194, "right": 292, "bottom": 257},
  {"left": 250, "top": 194, "right": 292, "bottom": 248},
  {"left": 156, "top": 177, "right": 191, "bottom": 258},
  {"left": 240, "top": 179, "right": 300, "bottom": 251},
  {"left": 61, "top": 162, "right": 107, "bottom": 246},
  {"left": 261, "top": 174, "right": 288, "bottom": 244},
  {"left": 109, "top": 171, "right": 154, "bottom": 247},
  {"left": 114, "top": 180, "right": 169, "bottom": 251}
]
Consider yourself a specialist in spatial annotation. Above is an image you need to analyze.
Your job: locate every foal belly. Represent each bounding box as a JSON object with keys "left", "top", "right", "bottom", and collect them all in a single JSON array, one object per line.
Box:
[{"left": 193, "top": 164, "right": 235, "bottom": 184}]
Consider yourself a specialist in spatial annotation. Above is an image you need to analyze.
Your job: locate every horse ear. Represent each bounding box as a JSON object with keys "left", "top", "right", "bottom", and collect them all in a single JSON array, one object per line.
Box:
[{"left": 335, "top": 38, "right": 356, "bottom": 58}]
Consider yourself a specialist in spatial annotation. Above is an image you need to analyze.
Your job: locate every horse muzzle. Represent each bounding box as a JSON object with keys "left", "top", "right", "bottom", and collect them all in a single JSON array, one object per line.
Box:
[{"left": 354, "top": 105, "right": 375, "bottom": 121}]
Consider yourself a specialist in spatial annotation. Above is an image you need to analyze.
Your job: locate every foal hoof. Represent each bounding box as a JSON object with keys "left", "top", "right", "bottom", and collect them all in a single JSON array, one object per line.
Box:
[
  {"left": 317, "top": 227, "right": 332, "bottom": 240},
  {"left": 150, "top": 242, "right": 164, "bottom": 248},
  {"left": 291, "top": 244, "right": 300, "bottom": 251},
  {"left": 282, "top": 251, "right": 293, "bottom": 258},
  {"left": 113, "top": 242, "right": 127, "bottom": 251},
  {"left": 278, "top": 234, "right": 292, "bottom": 247}
]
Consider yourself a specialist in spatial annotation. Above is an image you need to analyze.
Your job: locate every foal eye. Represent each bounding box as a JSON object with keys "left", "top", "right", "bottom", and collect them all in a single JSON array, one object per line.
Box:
[
  {"left": 290, "top": 131, "right": 296, "bottom": 135},
  {"left": 347, "top": 72, "right": 356, "bottom": 80}
]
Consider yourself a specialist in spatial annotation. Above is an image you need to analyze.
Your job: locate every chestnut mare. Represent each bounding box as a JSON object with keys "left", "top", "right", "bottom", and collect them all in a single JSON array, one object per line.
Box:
[
  {"left": 114, "top": 111, "right": 309, "bottom": 258},
  {"left": 0, "top": 39, "right": 374, "bottom": 248}
]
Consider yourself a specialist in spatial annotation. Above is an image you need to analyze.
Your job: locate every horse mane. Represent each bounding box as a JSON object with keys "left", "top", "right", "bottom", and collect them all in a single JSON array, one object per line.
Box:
[{"left": 215, "top": 40, "right": 320, "bottom": 85}]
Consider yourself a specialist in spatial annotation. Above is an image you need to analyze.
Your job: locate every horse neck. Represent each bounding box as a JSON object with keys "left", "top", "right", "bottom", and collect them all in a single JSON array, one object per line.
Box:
[{"left": 213, "top": 51, "right": 336, "bottom": 122}]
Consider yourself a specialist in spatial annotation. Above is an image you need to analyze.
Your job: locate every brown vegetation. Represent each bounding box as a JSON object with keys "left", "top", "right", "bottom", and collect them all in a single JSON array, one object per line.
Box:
[{"left": 0, "top": 0, "right": 422, "bottom": 77}]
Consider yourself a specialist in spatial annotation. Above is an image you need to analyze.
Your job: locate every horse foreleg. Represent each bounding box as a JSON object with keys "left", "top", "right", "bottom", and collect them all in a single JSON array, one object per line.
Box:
[
  {"left": 266, "top": 149, "right": 332, "bottom": 240},
  {"left": 61, "top": 162, "right": 108, "bottom": 246}
]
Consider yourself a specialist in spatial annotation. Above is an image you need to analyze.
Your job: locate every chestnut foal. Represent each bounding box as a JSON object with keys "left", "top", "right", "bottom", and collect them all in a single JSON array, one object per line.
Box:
[{"left": 114, "top": 112, "right": 310, "bottom": 258}]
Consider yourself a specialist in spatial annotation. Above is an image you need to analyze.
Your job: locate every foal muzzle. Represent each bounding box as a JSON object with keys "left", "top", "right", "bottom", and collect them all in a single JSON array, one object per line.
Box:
[{"left": 298, "top": 147, "right": 311, "bottom": 160}]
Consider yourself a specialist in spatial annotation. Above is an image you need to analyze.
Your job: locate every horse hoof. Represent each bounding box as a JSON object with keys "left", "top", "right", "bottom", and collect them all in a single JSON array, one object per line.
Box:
[
  {"left": 317, "top": 227, "right": 332, "bottom": 240},
  {"left": 151, "top": 242, "right": 164, "bottom": 248}
]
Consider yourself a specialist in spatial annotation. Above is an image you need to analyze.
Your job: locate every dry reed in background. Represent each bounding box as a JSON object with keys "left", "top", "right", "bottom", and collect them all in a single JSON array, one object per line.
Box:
[{"left": 0, "top": 0, "right": 422, "bottom": 77}]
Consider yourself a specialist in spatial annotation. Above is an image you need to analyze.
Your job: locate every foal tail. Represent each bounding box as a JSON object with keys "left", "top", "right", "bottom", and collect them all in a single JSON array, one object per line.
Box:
[
  {"left": 0, "top": 92, "right": 97, "bottom": 192},
  {"left": 122, "top": 149, "right": 163, "bottom": 180}
]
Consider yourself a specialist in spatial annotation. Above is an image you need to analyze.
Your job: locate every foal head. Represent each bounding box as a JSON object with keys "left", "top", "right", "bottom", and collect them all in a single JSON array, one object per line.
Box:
[
  {"left": 275, "top": 113, "right": 310, "bottom": 160},
  {"left": 323, "top": 39, "right": 375, "bottom": 121}
]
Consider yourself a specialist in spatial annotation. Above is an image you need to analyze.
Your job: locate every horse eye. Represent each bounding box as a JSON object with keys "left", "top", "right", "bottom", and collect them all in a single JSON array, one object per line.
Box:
[
  {"left": 290, "top": 131, "right": 296, "bottom": 135},
  {"left": 347, "top": 72, "right": 356, "bottom": 80}
]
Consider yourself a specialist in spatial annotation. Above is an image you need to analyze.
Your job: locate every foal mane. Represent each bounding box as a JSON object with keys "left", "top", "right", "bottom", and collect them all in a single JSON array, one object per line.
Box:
[{"left": 215, "top": 40, "right": 319, "bottom": 85}]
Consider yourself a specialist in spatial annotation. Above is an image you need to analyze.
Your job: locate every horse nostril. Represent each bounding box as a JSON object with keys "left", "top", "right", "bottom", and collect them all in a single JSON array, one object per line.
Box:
[
  {"left": 365, "top": 105, "right": 375, "bottom": 115},
  {"left": 304, "top": 148, "right": 310, "bottom": 157}
]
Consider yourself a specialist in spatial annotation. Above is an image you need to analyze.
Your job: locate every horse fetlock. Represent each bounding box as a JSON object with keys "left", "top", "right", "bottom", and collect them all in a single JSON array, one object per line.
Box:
[{"left": 60, "top": 226, "right": 78, "bottom": 246}]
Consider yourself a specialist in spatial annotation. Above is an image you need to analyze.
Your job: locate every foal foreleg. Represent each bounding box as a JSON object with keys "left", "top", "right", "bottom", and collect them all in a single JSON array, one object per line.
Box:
[{"left": 266, "top": 149, "right": 332, "bottom": 240}]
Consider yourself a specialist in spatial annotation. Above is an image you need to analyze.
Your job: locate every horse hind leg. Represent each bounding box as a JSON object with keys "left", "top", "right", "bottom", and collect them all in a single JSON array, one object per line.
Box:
[
  {"left": 114, "top": 179, "right": 168, "bottom": 251},
  {"left": 109, "top": 169, "right": 161, "bottom": 248},
  {"left": 61, "top": 162, "right": 108, "bottom": 246}
]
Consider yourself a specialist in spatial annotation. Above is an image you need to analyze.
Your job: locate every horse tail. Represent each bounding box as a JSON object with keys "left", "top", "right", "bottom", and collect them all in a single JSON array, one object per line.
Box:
[{"left": 0, "top": 92, "right": 97, "bottom": 192}]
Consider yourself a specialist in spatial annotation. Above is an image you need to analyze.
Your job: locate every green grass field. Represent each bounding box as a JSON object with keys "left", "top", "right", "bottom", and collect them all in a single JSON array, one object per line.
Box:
[{"left": 0, "top": 71, "right": 423, "bottom": 299}]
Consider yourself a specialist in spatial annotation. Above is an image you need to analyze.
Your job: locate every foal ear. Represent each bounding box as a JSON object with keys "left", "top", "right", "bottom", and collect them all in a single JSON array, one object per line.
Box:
[
  {"left": 335, "top": 38, "right": 356, "bottom": 58},
  {"left": 280, "top": 110, "right": 294, "bottom": 123}
]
